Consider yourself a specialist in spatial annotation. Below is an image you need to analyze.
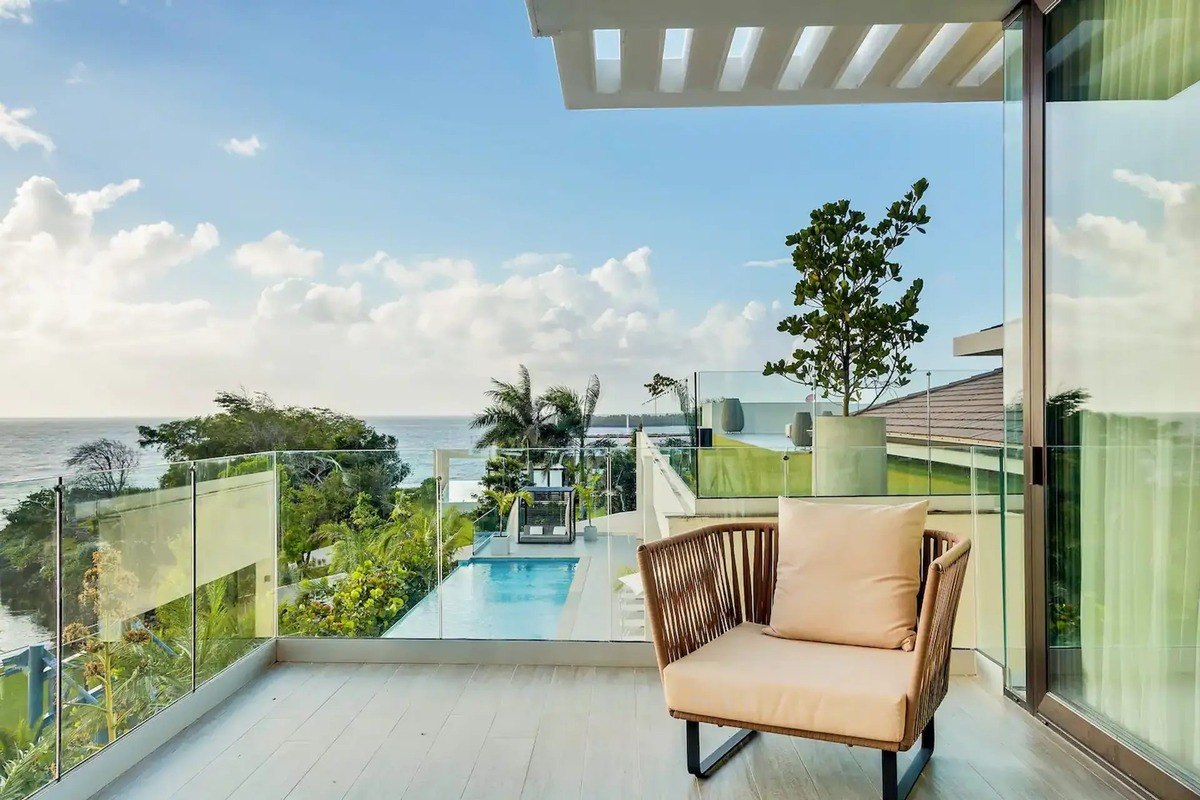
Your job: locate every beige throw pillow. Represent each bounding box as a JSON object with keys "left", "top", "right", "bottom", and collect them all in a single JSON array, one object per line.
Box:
[{"left": 764, "top": 498, "right": 928, "bottom": 650}]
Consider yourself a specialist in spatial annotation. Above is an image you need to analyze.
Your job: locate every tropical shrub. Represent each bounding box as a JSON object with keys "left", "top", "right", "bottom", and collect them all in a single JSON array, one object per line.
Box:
[{"left": 278, "top": 561, "right": 407, "bottom": 638}]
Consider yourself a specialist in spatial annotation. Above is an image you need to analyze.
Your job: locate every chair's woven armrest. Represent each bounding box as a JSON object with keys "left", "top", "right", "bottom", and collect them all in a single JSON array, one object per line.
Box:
[
  {"left": 637, "top": 525, "right": 747, "bottom": 671},
  {"left": 904, "top": 532, "right": 972, "bottom": 748}
]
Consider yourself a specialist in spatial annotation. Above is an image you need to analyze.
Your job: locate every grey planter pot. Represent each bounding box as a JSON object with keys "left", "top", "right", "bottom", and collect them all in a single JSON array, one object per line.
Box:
[
  {"left": 720, "top": 398, "right": 745, "bottom": 433},
  {"left": 812, "top": 416, "right": 888, "bottom": 496}
]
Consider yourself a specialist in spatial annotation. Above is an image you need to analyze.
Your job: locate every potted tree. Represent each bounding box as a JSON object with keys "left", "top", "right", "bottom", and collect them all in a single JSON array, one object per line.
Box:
[
  {"left": 482, "top": 487, "right": 532, "bottom": 555},
  {"left": 576, "top": 469, "right": 603, "bottom": 542},
  {"left": 764, "top": 179, "right": 931, "bottom": 496}
]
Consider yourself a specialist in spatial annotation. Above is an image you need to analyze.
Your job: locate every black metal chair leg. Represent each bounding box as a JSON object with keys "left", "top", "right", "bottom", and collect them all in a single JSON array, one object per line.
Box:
[
  {"left": 685, "top": 720, "right": 757, "bottom": 778},
  {"left": 882, "top": 718, "right": 935, "bottom": 800}
]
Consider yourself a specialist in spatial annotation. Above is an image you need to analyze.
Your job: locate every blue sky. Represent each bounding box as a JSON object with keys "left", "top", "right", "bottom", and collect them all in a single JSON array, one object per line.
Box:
[{"left": 0, "top": 0, "right": 1004, "bottom": 416}]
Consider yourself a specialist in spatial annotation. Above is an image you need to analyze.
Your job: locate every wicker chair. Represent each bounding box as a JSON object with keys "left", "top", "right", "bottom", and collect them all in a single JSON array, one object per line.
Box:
[{"left": 637, "top": 522, "right": 971, "bottom": 800}]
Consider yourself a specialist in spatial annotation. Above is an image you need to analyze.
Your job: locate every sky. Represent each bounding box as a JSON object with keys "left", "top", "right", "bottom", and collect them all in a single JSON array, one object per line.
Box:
[{"left": 0, "top": 0, "right": 1006, "bottom": 418}]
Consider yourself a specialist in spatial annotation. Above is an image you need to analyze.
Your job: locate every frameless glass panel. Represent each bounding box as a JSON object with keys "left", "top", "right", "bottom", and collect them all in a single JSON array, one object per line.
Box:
[
  {"left": 0, "top": 477, "right": 59, "bottom": 798},
  {"left": 1045, "top": 0, "right": 1200, "bottom": 784},
  {"left": 584, "top": 446, "right": 643, "bottom": 642},
  {"left": 194, "top": 454, "right": 276, "bottom": 684},
  {"left": 1002, "top": 10, "right": 1028, "bottom": 695},
  {"left": 59, "top": 465, "right": 193, "bottom": 773},
  {"left": 276, "top": 450, "right": 427, "bottom": 639},
  {"left": 971, "top": 447, "right": 1007, "bottom": 666}
]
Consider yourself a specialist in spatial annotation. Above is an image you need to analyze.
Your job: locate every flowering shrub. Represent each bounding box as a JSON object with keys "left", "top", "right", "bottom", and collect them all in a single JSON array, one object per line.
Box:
[{"left": 279, "top": 560, "right": 407, "bottom": 638}]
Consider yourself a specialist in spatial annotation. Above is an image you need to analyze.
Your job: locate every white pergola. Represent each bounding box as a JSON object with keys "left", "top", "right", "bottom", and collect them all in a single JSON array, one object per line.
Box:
[{"left": 525, "top": 0, "right": 1016, "bottom": 108}]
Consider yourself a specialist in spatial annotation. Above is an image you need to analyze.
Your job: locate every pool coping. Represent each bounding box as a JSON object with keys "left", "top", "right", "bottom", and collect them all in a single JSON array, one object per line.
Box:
[{"left": 556, "top": 555, "right": 590, "bottom": 639}]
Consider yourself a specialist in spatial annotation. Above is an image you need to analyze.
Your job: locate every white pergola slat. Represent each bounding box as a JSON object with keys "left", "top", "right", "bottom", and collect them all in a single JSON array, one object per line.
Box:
[
  {"left": 742, "top": 26, "right": 802, "bottom": 92},
  {"left": 527, "top": 0, "right": 1011, "bottom": 108},
  {"left": 807, "top": 25, "right": 873, "bottom": 89},
  {"left": 685, "top": 27, "right": 736, "bottom": 92},
  {"left": 621, "top": 29, "right": 664, "bottom": 93}
]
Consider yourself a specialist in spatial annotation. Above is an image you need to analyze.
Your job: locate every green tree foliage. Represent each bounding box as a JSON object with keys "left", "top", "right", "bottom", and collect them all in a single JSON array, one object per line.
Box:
[
  {"left": 279, "top": 468, "right": 357, "bottom": 569},
  {"left": 474, "top": 453, "right": 527, "bottom": 519},
  {"left": 64, "top": 439, "right": 140, "bottom": 498},
  {"left": 278, "top": 561, "right": 407, "bottom": 638},
  {"left": 764, "top": 179, "right": 932, "bottom": 415},
  {"left": 470, "top": 365, "right": 565, "bottom": 449},
  {"left": 138, "top": 390, "right": 398, "bottom": 461},
  {"left": 605, "top": 442, "right": 638, "bottom": 513},
  {"left": 543, "top": 374, "right": 601, "bottom": 455},
  {"left": 279, "top": 487, "right": 475, "bottom": 637}
]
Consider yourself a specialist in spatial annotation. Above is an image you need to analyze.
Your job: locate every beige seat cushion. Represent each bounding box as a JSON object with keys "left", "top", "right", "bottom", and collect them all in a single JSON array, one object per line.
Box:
[
  {"left": 662, "top": 622, "right": 914, "bottom": 744},
  {"left": 765, "top": 498, "right": 927, "bottom": 650}
]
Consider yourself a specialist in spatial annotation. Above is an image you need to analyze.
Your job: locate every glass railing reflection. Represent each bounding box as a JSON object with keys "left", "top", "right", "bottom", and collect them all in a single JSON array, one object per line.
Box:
[
  {"left": 654, "top": 443, "right": 1005, "bottom": 500},
  {"left": 60, "top": 465, "right": 193, "bottom": 774},
  {"left": 0, "top": 477, "right": 59, "bottom": 800},
  {"left": 194, "top": 454, "right": 276, "bottom": 685}
]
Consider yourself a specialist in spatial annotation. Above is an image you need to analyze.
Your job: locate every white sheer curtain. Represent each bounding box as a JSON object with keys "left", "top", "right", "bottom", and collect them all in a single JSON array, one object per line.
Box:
[{"left": 1079, "top": 413, "right": 1200, "bottom": 770}]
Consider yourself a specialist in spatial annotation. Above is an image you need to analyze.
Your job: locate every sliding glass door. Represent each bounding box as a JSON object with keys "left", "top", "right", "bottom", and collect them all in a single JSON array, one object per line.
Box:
[
  {"left": 1042, "top": 0, "right": 1200, "bottom": 788},
  {"left": 1001, "top": 11, "right": 1027, "bottom": 697}
]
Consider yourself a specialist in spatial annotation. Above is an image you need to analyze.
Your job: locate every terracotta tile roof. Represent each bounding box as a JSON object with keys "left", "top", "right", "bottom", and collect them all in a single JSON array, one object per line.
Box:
[{"left": 856, "top": 368, "right": 1004, "bottom": 445}]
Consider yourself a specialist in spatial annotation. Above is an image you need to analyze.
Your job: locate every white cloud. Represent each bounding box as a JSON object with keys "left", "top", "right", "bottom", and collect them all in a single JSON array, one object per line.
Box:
[
  {"left": 0, "top": 177, "right": 219, "bottom": 403},
  {"left": 337, "top": 250, "right": 388, "bottom": 277},
  {"left": 384, "top": 256, "right": 476, "bottom": 291},
  {"left": 232, "top": 231, "right": 322, "bottom": 278},
  {"left": 222, "top": 135, "right": 264, "bottom": 157},
  {"left": 588, "top": 246, "right": 657, "bottom": 308},
  {"left": 0, "top": 0, "right": 32, "bottom": 23},
  {"left": 0, "top": 103, "right": 54, "bottom": 152},
  {"left": 743, "top": 257, "right": 789, "bottom": 268},
  {"left": 0, "top": 176, "right": 776, "bottom": 415},
  {"left": 66, "top": 62, "right": 90, "bottom": 85},
  {"left": 1112, "top": 168, "right": 1194, "bottom": 207},
  {"left": 502, "top": 251, "right": 571, "bottom": 271},
  {"left": 256, "top": 279, "right": 364, "bottom": 324},
  {"left": 1046, "top": 168, "right": 1200, "bottom": 414}
]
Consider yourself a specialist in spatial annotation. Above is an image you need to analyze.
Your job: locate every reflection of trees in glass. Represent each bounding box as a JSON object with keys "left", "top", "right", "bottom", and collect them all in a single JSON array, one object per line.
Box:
[
  {"left": 1046, "top": 388, "right": 1090, "bottom": 648},
  {"left": 645, "top": 375, "right": 695, "bottom": 441}
]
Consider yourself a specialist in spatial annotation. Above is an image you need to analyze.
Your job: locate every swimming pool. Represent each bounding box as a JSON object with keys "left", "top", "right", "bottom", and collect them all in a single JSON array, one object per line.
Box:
[{"left": 384, "top": 557, "right": 579, "bottom": 640}]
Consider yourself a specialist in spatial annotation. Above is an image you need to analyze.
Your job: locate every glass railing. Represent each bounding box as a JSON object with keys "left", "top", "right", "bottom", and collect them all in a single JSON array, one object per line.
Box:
[
  {"left": 696, "top": 368, "right": 1000, "bottom": 450},
  {"left": 0, "top": 476, "right": 58, "bottom": 800},
  {"left": 0, "top": 458, "right": 281, "bottom": 800},
  {"left": 194, "top": 454, "right": 276, "bottom": 685},
  {"left": 655, "top": 443, "right": 1006, "bottom": 500}
]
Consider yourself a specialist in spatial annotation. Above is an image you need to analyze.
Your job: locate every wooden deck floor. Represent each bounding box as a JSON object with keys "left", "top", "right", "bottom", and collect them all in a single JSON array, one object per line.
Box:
[{"left": 94, "top": 662, "right": 1135, "bottom": 800}]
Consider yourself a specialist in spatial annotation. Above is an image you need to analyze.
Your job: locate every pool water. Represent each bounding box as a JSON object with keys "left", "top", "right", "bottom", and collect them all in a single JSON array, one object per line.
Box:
[{"left": 385, "top": 557, "right": 579, "bottom": 640}]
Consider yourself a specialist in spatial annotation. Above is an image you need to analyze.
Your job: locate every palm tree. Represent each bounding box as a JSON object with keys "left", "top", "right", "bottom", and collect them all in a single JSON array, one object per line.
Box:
[
  {"left": 543, "top": 374, "right": 602, "bottom": 456},
  {"left": 482, "top": 487, "right": 533, "bottom": 533},
  {"left": 470, "top": 365, "right": 562, "bottom": 449}
]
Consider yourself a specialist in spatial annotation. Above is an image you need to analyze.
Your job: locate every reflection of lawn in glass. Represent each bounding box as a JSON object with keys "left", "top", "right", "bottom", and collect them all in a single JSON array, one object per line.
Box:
[
  {"left": 699, "top": 436, "right": 981, "bottom": 497},
  {"left": 0, "top": 671, "right": 46, "bottom": 731}
]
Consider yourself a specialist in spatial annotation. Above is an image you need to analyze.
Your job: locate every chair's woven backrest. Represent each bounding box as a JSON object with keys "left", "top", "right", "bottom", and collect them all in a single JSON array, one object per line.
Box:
[
  {"left": 638, "top": 521, "right": 960, "bottom": 667},
  {"left": 686, "top": 521, "right": 954, "bottom": 622}
]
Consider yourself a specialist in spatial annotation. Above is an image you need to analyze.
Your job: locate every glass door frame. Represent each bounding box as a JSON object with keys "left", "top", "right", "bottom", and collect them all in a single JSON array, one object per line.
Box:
[{"left": 1014, "top": 2, "right": 1200, "bottom": 797}]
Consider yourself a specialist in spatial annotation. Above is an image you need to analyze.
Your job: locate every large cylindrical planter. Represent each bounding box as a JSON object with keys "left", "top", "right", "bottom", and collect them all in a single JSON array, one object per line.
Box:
[
  {"left": 720, "top": 398, "right": 745, "bottom": 433},
  {"left": 812, "top": 416, "right": 887, "bottom": 496},
  {"left": 790, "top": 411, "right": 813, "bottom": 447}
]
